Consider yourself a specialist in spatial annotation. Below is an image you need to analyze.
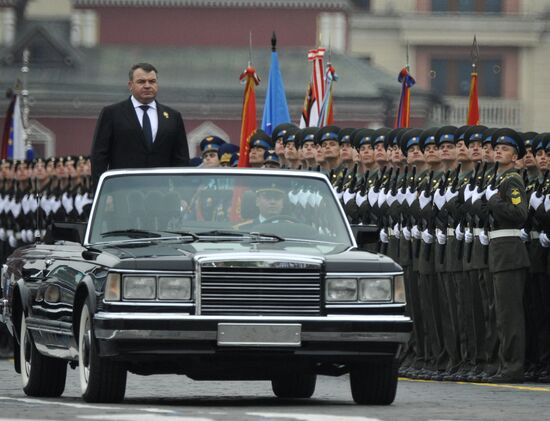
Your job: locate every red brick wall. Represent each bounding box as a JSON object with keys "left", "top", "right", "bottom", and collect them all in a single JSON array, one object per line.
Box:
[{"left": 94, "top": 7, "right": 319, "bottom": 48}]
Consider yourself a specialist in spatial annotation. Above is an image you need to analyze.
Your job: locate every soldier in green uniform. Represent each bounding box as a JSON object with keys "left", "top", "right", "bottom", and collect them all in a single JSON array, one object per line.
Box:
[
  {"left": 485, "top": 128, "right": 529, "bottom": 383},
  {"left": 282, "top": 126, "right": 301, "bottom": 169}
]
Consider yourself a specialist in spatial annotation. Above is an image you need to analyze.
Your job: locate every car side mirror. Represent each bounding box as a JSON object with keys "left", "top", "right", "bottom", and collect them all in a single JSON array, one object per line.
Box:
[
  {"left": 350, "top": 224, "right": 379, "bottom": 249},
  {"left": 45, "top": 222, "right": 87, "bottom": 245}
]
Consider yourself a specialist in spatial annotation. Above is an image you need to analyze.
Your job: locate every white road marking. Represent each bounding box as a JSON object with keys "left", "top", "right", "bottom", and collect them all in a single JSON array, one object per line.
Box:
[
  {"left": 248, "top": 413, "right": 383, "bottom": 421},
  {"left": 0, "top": 396, "right": 123, "bottom": 410},
  {"left": 80, "top": 416, "right": 213, "bottom": 421}
]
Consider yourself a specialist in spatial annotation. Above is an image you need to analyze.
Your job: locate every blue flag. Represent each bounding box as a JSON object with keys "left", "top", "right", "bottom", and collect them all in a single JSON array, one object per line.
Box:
[{"left": 261, "top": 50, "right": 290, "bottom": 136}]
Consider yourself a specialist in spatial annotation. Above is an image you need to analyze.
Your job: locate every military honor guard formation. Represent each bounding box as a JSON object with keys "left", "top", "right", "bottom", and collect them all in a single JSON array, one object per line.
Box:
[{"left": 185, "top": 122, "right": 550, "bottom": 385}]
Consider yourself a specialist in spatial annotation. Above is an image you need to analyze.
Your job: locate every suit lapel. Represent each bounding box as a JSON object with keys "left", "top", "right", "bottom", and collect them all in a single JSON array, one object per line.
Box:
[
  {"left": 153, "top": 102, "right": 167, "bottom": 149},
  {"left": 123, "top": 97, "right": 151, "bottom": 151}
]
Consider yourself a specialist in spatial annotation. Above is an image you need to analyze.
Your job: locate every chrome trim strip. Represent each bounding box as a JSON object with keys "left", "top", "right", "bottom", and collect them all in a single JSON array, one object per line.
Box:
[
  {"left": 108, "top": 269, "right": 194, "bottom": 275},
  {"left": 195, "top": 253, "right": 324, "bottom": 266},
  {"left": 94, "top": 312, "right": 410, "bottom": 323},
  {"left": 103, "top": 301, "right": 195, "bottom": 308},
  {"left": 94, "top": 328, "right": 409, "bottom": 343},
  {"left": 326, "top": 272, "right": 403, "bottom": 278},
  {"left": 325, "top": 303, "right": 406, "bottom": 309}
]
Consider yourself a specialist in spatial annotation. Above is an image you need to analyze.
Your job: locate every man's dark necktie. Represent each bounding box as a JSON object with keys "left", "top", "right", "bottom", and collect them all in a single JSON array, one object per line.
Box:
[{"left": 139, "top": 105, "right": 153, "bottom": 147}]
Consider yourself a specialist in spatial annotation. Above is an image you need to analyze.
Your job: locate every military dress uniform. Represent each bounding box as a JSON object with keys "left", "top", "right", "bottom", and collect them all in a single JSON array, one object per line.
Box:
[{"left": 486, "top": 129, "right": 529, "bottom": 382}]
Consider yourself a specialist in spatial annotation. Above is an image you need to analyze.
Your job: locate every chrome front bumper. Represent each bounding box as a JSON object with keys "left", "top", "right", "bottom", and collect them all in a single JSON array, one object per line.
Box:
[{"left": 93, "top": 312, "right": 412, "bottom": 344}]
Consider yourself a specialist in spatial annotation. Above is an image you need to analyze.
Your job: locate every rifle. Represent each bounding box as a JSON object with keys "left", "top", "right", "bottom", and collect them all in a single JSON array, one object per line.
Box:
[
  {"left": 380, "top": 167, "right": 400, "bottom": 255},
  {"left": 426, "top": 169, "right": 450, "bottom": 262},
  {"left": 466, "top": 162, "right": 488, "bottom": 263},
  {"left": 457, "top": 162, "right": 481, "bottom": 260},
  {"left": 523, "top": 169, "right": 549, "bottom": 237},
  {"left": 346, "top": 163, "right": 359, "bottom": 193},
  {"left": 335, "top": 167, "right": 348, "bottom": 194},
  {"left": 416, "top": 170, "right": 434, "bottom": 259}
]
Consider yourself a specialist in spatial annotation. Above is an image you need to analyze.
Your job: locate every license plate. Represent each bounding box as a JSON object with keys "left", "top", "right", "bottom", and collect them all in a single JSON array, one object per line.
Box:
[{"left": 217, "top": 323, "right": 301, "bottom": 347}]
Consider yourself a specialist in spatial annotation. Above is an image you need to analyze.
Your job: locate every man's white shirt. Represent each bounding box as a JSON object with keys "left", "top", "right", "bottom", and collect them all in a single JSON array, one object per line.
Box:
[{"left": 131, "top": 96, "right": 158, "bottom": 142}]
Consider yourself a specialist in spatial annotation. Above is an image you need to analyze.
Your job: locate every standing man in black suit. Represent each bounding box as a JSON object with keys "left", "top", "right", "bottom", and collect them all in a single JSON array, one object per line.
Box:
[{"left": 91, "top": 63, "right": 189, "bottom": 190}]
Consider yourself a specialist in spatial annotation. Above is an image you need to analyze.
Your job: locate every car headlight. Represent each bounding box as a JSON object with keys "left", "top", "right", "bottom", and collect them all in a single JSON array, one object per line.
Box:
[
  {"left": 359, "top": 278, "right": 392, "bottom": 301},
  {"left": 393, "top": 274, "right": 406, "bottom": 303},
  {"left": 105, "top": 273, "right": 121, "bottom": 301},
  {"left": 123, "top": 276, "right": 156, "bottom": 300},
  {"left": 158, "top": 276, "right": 192, "bottom": 300},
  {"left": 326, "top": 278, "right": 357, "bottom": 301}
]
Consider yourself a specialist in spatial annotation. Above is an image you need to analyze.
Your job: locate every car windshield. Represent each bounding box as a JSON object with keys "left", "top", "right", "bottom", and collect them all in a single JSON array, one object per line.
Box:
[{"left": 87, "top": 171, "right": 353, "bottom": 246}]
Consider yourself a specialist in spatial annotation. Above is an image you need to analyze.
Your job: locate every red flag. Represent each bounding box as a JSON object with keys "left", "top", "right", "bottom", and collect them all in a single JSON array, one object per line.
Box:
[
  {"left": 467, "top": 70, "right": 480, "bottom": 125},
  {"left": 237, "top": 66, "right": 260, "bottom": 168}
]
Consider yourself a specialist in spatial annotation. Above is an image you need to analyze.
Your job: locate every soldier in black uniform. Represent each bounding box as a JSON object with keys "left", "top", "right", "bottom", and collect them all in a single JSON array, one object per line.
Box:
[{"left": 485, "top": 128, "right": 529, "bottom": 383}]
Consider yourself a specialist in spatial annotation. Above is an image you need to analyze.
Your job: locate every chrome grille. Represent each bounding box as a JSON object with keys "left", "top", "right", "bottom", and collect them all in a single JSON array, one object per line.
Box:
[{"left": 199, "top": 266, "right": 322, "bottom": 316}]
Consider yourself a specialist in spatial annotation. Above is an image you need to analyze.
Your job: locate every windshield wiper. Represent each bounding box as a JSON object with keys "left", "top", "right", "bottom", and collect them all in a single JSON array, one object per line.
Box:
[
  {"left": 161, "top": 231, "right": 199, "bottom": 241},
  {"left": 196, "top": 230, "right": 284, "bottom": 242},
  {"left": 100, "top": 229, "right": 161, "bottom": 238}
]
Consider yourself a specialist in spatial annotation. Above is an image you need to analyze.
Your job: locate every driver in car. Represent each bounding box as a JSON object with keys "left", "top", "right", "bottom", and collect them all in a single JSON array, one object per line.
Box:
[{"left": 237, "top": 182, "right": 292, "bottom": 229}]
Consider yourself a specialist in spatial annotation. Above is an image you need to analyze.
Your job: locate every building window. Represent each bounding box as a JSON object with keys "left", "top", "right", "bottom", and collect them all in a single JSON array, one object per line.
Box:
[
  {"left": 430, "top": 58, "right": 502, "bottom": 97},
  {"left": 351, "top": 0, "right": 370, "bottom": 10},
  {"left": 431, "top": 0, "right": 502, "bottom": 12}
]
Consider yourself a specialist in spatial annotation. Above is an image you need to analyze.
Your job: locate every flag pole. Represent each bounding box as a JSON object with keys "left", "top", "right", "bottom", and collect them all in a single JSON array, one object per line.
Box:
[
  {"left": 21, "top": 48, "right": 30, "bottom": 154},
  {"left": 248, "top": 31, "right": 253, "bottom": 67},
  {"left": 467, "top": 35, "right": 480, "bottom": 125}
]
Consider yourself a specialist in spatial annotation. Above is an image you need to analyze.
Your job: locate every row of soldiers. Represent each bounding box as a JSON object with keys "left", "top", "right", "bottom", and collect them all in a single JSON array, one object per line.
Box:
[
  {"left": 325, "top": 124, "right": 549, "bottom": 384},
  {"left": 0, "top": 155, "right": 93, "bottom": 357},
  {"left": 196, "top": 125, "right": 549, "bottom": 383}
]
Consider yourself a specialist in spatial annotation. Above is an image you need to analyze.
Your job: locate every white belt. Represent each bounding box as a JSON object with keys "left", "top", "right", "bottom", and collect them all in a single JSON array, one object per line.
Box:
[
  {"left": 473, "top": 228, "right": 483, "bottom": 236},
  {"left": 387, "top": 228, "right": 394, "bottom": 236},
  {"left": 488, "top": 229, "right": 521, "bottom": 240},
  {"left": 447, "top": 228, "right": 455, "bottom": 237},
  {"left": 531, "top": 231, "right": 540, "bottom": 240}
]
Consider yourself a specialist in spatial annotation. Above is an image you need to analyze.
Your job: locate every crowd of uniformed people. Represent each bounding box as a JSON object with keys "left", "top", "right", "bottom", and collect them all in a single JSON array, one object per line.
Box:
[
  {"left": 194, "top": 123, "right": 550, "bottom": 384},
  {"left": 1, "top": 125, "right": 550, "bottom": 386}
]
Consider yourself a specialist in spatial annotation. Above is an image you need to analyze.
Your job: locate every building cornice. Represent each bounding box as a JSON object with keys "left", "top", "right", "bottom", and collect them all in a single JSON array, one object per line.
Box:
[{"left": 72, "top": 0, "right": 350, "bottom": 9}]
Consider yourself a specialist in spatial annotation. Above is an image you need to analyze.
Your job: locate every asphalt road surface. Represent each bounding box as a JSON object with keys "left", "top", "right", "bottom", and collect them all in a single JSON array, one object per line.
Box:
[{"left": 1, "top": 358, "right": 549, "bottom": 421}]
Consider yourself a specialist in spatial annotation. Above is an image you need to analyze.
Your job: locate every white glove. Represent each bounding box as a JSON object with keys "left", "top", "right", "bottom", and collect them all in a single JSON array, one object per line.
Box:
[
  {"left": 379, "top": 229, "right": 389, "bottom": 244},
  {"left": 26, "top": 229, "right": 33, "bottom": 243},
  {"left": 464, "top": 185, "right": 474, "bottom": 202},
  {"left": 411, "top": 225, "right": 421, "bottom": 240},
  {"left": 471, "top": 187, "right": 484, "bottom": 204},
  {"left": 29, "top": 196, "right": 38, "bottom": 212},
  {"left": 393, "top": 223, "right": 401, "bottom": 239},
  {"left": 343, "top": 189, "right": 356, "bottom": 205},
  {"left": 402, "top": 226, "right": 411, "bottom": 241},
  {"left": 530, "top": 192, "right": 544, "bottom": 210},
  {"left": 20, "top": 229, "right": 28, "bottom": 243},
  {"left": 288, "top": 191, "right": 299, "bottom": 205},
  {"left": 336, "top": 190, "right": 343, "bottom": 201},
  {"left": 386, "top": 193, "right": 397, "bottom": 207},
  {"left": 445, "top": 187, "right": 459, "bottom": 202},
  {"left": 405, "top": 187, "right": 416, "bottom": 206},
  {"left": 485, "top": 185, "right": 498, "bottom": 200},
  {"left": 464, "top": 228, "right": 473, "bottom": 243},
  {"left": 62, "top": 192, "right": 74, "bottom": 214},
  {"left": 434, "top": 189, "right": 446, "bottom": 210},
  {"left": 355, "top": 192, "right": 367, "bottom": 207},
  {"left": 21, "top": 195, "right": 31, "bottom": 214},
  {"left": 10, "top": 201, "right": 21, "bottom": 218},
  {"left": 298, "top": 191, "right": 309, "bottom": 208},
  {"left": 377, "top": 189, "right": 387, "bottom": 207},
  {"left": 0, "top": 227, "right": 5, "bottom": 241},
  {"left": 436, "top": 228, "right": 447, "bottom": 245},
  {"left": 8, "top": 234, "right": 17, "bottom": 248},
  {"left": 367, "top": 188, "right": 379, "bottom": 207},
  {"left": 421, "top": 229, "right": 433, "bottom": 244},
  {"left": 520, "top": 228, "right": 529, "bottom": 242},
  {"left": 544, "top": 194, "right": 550, "bottom": 212},
  {"left": 418, "top": 192, "right": 432, "bottom": 210},
  {"left": 479, "top": 230, "right": 490, "bottom": 246},
  {"left": 397, "top": 190, "right": 406, "bottom": 205},
  {"left": 540, "top": 232, "right": 550, "bottom": 248},
  {"left": 456, "top": 223, "right": 465, "bottom": 241}
]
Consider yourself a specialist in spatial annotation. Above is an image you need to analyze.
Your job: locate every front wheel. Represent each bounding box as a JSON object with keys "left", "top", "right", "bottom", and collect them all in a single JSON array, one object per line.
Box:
[
  {"left": 20, "top": 315, "right": 67, "bottom": 397},
  {"left": 78, "top": 302, "right": 127, "bottom": 403},
  {"left": 349, "top": 359, "right": 398, "bottom": 405},
  {"left": 350, "top": 359, "right": 398, "bottom": 405},
  {"left": 272, "top": 372, "right": 316, "bottom": 398}
]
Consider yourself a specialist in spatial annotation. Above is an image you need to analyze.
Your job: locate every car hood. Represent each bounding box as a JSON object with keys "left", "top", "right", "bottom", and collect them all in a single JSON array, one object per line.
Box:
[{"left": 92, "top": 241, "right": 400, "bottom": 273}]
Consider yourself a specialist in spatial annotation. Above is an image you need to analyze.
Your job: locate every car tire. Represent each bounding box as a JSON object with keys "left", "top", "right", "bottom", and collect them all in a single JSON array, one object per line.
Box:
[
  {"left": 20, "top": 315, "right": 67, "bottom": 397},
  {"left": 349, "top": 358, "right": 398, "bottom": 405},
  {"left": 79, "top": 303, "right": 127, "bottom": 403},
  {"left": 271, "top": 372, "right": 316, "bottom": 398}
]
